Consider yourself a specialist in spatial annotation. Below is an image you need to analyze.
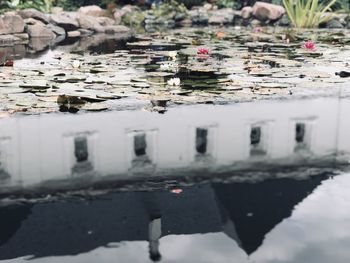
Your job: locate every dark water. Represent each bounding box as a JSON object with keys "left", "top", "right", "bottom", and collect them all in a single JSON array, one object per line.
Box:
[
  {"left": 1, "top": 29, "right": 350, "bottom": 262},
  {"left": 0, "top": 97, "right": 350, "bottom": 262},
  {"left": 2, "top": 173, "right": 349, "bottom": 263}
]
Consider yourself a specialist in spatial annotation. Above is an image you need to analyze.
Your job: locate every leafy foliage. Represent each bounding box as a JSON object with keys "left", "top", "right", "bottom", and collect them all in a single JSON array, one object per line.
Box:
[
  {"left": 150, "top": 0, "right": 188, "bottom": 19},
  {"left": 216, "top": 0, "right": 238, "bottom": 9},
  {"left": 283, "top": 0, "right": 337, "bottom": 28}
]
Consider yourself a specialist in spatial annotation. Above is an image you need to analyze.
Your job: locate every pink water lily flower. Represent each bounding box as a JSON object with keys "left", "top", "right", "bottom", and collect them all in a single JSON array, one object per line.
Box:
[
  {"left": 253, "top": 27, "right": 262, "bottom": 33},
  {"left": 171, "top": 188, "right": 183, "bottom": 194},
  {"left": 302, "top": 40, "right": 316, "bottom": 51},
  {"left": 197, "top": 48, "right": 210, "bottom": 55}
]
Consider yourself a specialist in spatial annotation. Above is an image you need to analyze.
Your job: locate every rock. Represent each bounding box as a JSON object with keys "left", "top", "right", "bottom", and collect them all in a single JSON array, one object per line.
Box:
[
  {"left": 28, "top": 37, "right": 53, "bottom": 52},
  {"left": 96, "top": 17, "right": 115, "bottom": 26},
  {"left": 78, "top": 5, "right": 104, "bottom": 17},
  {"left": 252, "top": 2, "right": 285, "bottom": 22},
  {"left": 251, "top": 19, "right": 262, "bottom": 27},
  {"left": 51, "top": 7, "right": 64, "bottom": 14},
  {"left": 277, "top": 14, "right": 290, "bottom": 26},
  {"left": 67, "top": 31, "right": 81, "bottom": 38},
  {"left": 113, "top": 10, "right": 126, "bottom": 25},
  {"left": 0, "top": 14, "right": 25, "bottom": 35},
  {"left": 13, "top": 33, "right": 29, "bottom": 42},
  {"left": 189, "top": 8, "right": 209, "bottom": 24},
  {"left": 24, "top": 18, "right": 56, "bottom": 39},
  {"left": 0, "top": 33, "right": 29, "bottom": 46},
  {"left": 113, "top": 5, "right": 140, "bottom": 25},
  {"left": 77, "top": 14, "right": 104, "bottom": 32},
  {"left": 241, "top": 6, "right": 253, "bottom": 19},
  {"left": 50, "top": 12, "right": 79, "bottom": 31},
  {"left": 0, "top": 35, "right": 17, "bottom": 46},
  {"left": 208, "top": 8, "right": 235, "bottom": 25},
  {"left": 178, "top": 18, "right": 192, "bottom": 26},
  {"left": 203, "top": 3, "right": 213, "bottom": 10},
  {"left": 17, "top": 8, "right": 50, "bottom": 24},
  {"left": 326, "top": 18, "right": 344, "bottom": 28},
  {"left": 46, "top": 24, "right": 66, "bottom": 36},
  {"left": 104, "top": 25, "right": 130, "bottom": 34},
  {"left": 232, "top": 10, "right": 246, "bottom": 26},
  {"left": 78, "top": 29, "right": 94, "bottom": 36}
]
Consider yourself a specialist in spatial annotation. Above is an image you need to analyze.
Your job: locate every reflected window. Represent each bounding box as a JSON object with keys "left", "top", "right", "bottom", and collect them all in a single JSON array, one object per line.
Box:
[
  {"left": 250, "top": 127, "right": 261, "bottom": 146},
  {"left": 294, "top": 122, "right": 311, "bottom": 152},
  {"left": 132, "top": 132, "right": 153, "bottom": 168},
  {"left": 250, "top": 126, "right": 266, "bottom": 156},
  {"left": 196, "top": 128, "right": 208, "bottom": 155},
  {"left": 295, "top": 123, "right": 305, "bottom": 143},
  {"left": 0, "top": 155, "right": 8, "bottom": 181},
  {"left": 74, "top": 137, "right": 89, "bottom": 163},
  {"left": 134, "top": 133, "right": 147, "bottom": 157},
  {"left": 72, "top": 136, "right": 93, "bottom": 174},
  {"left": 0, "top": 142, "right": 10, "bottom": 181}
]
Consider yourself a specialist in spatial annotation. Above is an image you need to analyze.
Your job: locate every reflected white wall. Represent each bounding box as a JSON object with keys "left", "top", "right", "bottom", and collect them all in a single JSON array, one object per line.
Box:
[{"left": 0, "top": 97, "right": 347, "bottom": 188}]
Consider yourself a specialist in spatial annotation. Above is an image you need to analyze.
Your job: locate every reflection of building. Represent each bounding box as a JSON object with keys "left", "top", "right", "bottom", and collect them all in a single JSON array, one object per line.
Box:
[
  {"left": 0, "top": 174, "right": 328, "bottom": 260},
  {"left": 0, "top": 97, "right": 348, "bottom": 192}
]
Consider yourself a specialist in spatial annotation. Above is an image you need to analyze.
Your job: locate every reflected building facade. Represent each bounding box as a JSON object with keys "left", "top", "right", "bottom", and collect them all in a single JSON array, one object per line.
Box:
[{"left": 0, "top": 97, "right": 348, "bottom": 192}]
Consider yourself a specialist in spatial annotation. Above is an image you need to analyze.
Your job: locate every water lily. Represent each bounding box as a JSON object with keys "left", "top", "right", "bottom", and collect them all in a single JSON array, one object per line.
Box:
[
  {"left": 216, "top": 31, "right": 225, "bottom": 38},
  {"left": 160, "top": 62, "right": 178, "bottom": 72},
  {"left": 168, "top": 51, "right": 177, "bottom": 61},
  {"left": 197, "top": 48, "right": 209, "bottom": 55},
  {"left": 167, "top": 77, "right": 180, "bottom": 86},
  {"left": 302, "top": 40, "right": 316, "bottom": 51},
  {"left": 3, "top": 59, "right": 13, "bottom": 67},
  {"left": 72, "top": 60, "right": 81, "bottom": 69},
  {"left": 171, "top": 188, "right": 183, "bottom": 194},
  {"left": 253, "top": 27, "right": 263, "bottom": 33}
]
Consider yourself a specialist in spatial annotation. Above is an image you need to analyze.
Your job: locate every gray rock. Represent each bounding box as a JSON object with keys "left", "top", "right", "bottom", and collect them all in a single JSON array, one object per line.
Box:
[
  {"left": 78, "top": 28, "right": 94, "bottom": 36},
  {"left": 96, "top": 17, "right": 115, "bottom": 26},
  {"left": 326, "top": 18, "right": 344, "bottom": 28},
  {"left": 51, "top": 7, "right": 64, "bottom": 14},
  {"left": 17, "top": 8, "right": 50, "bottom": 24},
  {"left": 46, "top": 23, "right": 66, "bottom": 36},
  {"left": 208, "top": 8, "right": 235, "bottom": 25},
  {"left": 25, "top": 18, "right": 56, "bottom": 39},
  {"left": 241, "top": 6, "right": 253, "bottom": 19},
  {"left": 104, "top": 25, "right": 130, "bottom": 34},
  {"left": 28, "top": 37, "right": 52, "bottom": 52},
  {"left": 189, "top": 8, "right": 209, "bottom": 24},
  {"left": 252, "top": 1, "right": 285, "bottom": 22},
  {"left": 77, "top": 14, "right": 104, "bottom": 32},
  {"left": 0, "top": 14, "right": 25, "bottom": 35},
  {"left": 50, "top": 12, "right": 79, "bottom": 31},
  {"left": 113, "top": 10, "right": 126, "bottom": 25},
  {"left": 0, "top": 33, "right": 29, "bottom": 47},
  {"left": 67, "top": 31, "right": 81, "bottom": 38},
  {"left": 277, "top": 14, "right": 290, "bottom": 26},
  {"left": 78, "top": 5, "right": 104, "bottom": 17}
]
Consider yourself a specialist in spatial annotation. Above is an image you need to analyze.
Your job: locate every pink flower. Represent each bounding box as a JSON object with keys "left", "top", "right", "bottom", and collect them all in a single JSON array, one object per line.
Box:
[
  {"left": 197, "top": 48, "right": 209, "bottom": 55},
  {"left": 253, "top": 27, "right": 262, "bottom": 33},
  {"left": 170, "top": 188, "right": 183, "bottom": 194},
  {"left": 302, "top": 40, "right": 316, "bottom": 51}
]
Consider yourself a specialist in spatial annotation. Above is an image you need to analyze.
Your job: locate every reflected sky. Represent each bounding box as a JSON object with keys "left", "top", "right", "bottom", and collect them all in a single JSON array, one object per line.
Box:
[{"left": 1, "top": 173, "right": 350, "bottom": 263}]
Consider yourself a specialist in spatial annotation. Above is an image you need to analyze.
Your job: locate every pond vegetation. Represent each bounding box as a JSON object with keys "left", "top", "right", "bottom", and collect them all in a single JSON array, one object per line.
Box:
[{"left": 1, "top": 25, "right": 350, "bottom": 116}]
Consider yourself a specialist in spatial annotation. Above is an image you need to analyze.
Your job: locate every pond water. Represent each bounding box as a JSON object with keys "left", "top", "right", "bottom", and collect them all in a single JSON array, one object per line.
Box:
[
  {"left": 0, "top": 96, "right": 350, "bottom": 262},
  {"left": 1, "top": 26, "right": 350, "bottom": 116},
  {"left": 1, "top": 27, "right": 350, "bottom": 262}
]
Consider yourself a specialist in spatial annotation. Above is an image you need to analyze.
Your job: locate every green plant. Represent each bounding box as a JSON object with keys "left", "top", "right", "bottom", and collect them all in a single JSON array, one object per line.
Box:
[
  {"left": 216, "top": 0, "right": 237, "bottom": 9},
  {"left": 283, "top": 0, "right": 337, "bottom": 28},
  {"left": 151, "top": 0, "right": 188, "bottom": 19},
  {"left": 216, "top": 0, "right": 238, "bottom": 9}
]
